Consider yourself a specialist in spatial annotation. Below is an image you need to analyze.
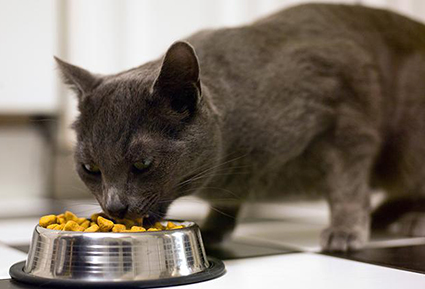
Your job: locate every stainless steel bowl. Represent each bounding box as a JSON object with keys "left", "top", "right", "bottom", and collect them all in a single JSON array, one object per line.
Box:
[{"left": 19, "top": 220, "right": 218, "bottom": 283}]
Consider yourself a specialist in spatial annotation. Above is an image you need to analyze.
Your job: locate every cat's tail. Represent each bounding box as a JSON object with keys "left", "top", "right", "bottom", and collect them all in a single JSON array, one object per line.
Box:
[{"left": 371, "top": 195, "right": 425, "bottom": 230}]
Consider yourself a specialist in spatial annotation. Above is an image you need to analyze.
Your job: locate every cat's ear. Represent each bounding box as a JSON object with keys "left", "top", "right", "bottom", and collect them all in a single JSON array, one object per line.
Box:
[
  {"left": 54, "top": 56, "right": 101, "bottom": 101},
  {"left": 153, "top": 41, "right": 201, "bottom": 117}
]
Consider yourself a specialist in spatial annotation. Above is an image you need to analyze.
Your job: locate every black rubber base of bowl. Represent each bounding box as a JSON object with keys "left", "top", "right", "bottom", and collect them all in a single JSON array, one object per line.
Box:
[{"left": 10, "top": 257, "right": 225, "bottom": 288}]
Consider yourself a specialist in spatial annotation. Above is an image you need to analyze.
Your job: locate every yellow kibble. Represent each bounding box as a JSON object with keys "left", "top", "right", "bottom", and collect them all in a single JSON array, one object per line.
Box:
[
  {"left": 47, "top": 224, "right": 58, "bottom": 230},
  {"left": 154, "top": 222, "right": 165, "bottom": 230},
  {"left": 84, "top": 224, "right": 99, "bottom": 232},
  {"left": 48, "top": 224, "right": 65, "bottom": 231},
  {"left": 166, "top": 221, "right": 176, "bottom": 230},
  {"left": 56, "top": 214, "right": 66, "bottom": 224},
  {"left": 90, "top": 213, "right": 107, "bottom": 223},
  {"left": 130, "top": 226, "right": 146, "bottom": 232},
  {"left": 171, "top": 225, "right": 184, "bottom": 230},
  {"left": 90, "top": 213, "right": 99, "bottom": 222},
  {"left": 57, "top": 216, "right": 66, "bottom": 224},
  {"left": 76, "top": 217, "right": 88, "bottom": 225},
  {"left": 63, "top": 220, "right": 84, "bottom": 232},
  {"left": 40, "top": 211, "right": 182, "bottom": 233},
  {"left": 39, "top": 215, "right": 57, "bottom": 228},
  {"left": 120, "top": 219, "right": 135, "bottom": 229},
  {"left": 80, "top": 220, "right": 90, "bottom": 229},
  {"left": 65, "top": 211, "right": 78, "bottom": 222},
  {"left": 55, "top": 224, "right": 65, "bottom": 230},
  {"left": 97, "top": 216, "right": 114, "bottom": 232},
  {"left": 112, "top": 224, "right": 126, "bottom": 232}
]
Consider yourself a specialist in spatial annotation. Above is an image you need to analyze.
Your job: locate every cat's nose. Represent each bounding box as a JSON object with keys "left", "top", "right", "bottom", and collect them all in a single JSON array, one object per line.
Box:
[
  {"left": 105, "top": 188, "right": 128, "bottom": 219},
  {"left": 106, "top": 201, "right": 128, "bottom": 219}
]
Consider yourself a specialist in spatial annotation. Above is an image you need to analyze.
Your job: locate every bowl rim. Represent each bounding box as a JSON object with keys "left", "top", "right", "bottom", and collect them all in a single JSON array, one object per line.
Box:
[{"left": 36, "top": 219, "right": 197, "bottom": 235}]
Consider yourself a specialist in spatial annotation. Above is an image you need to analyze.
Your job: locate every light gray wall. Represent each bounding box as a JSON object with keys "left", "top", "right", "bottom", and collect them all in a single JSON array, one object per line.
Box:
[
  {"left": 0, "top": 126, "right": 51, "bottom": 199},
  {"left": 0, "top": 0, "right": 59, "bottom": 114}
]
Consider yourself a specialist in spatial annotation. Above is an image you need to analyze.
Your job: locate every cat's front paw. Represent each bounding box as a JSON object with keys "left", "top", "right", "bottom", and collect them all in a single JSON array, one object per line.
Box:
[{"left": 320, "top": 227, "right": 368, "bottom": 252}]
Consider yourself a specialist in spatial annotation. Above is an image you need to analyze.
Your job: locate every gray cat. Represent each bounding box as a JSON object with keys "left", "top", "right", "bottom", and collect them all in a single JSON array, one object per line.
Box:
[{"left": 56, "top": 3, "right": 425, "bottom": 251}]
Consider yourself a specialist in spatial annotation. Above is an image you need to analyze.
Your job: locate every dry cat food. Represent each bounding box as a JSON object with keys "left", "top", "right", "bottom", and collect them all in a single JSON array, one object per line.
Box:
[{"left": 39, "top": 211, "right": 184, "bottom": 232}]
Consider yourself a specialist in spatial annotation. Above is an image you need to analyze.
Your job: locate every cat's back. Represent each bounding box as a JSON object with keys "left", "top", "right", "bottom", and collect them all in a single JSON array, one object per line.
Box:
[
  {"left": 187, "top": 4, "right": 425, "bottom": 127},
  {"left": 187, "top": 3, "right": 425, "bottom": 125},
  {"left": 256, "top": 3, "right": 425, "bottom": 49},
  {"left": 259, "top": 4, "right": 425, "bottom": 30},
  {"left": 190, "top": 3, "right": 425, "bottom": 71}
]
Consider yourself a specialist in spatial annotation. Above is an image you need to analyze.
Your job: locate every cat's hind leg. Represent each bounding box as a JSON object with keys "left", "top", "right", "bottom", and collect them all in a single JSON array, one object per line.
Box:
[{"left": 372, "top": 53, "right": 425, "bottom": 237}]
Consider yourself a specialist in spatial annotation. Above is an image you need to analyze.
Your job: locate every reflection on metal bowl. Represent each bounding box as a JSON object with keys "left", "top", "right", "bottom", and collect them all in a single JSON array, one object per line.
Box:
[{"left": 16, "top": 220, "right": 223, "bottom": 284}]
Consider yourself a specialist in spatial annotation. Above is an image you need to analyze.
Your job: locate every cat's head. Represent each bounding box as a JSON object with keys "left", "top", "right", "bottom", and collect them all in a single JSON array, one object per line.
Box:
[{"left": 56, "top": 42, "right": 220, "bottom": 223}]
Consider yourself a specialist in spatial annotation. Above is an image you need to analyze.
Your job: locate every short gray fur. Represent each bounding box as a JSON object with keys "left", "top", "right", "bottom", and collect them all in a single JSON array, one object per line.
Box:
[{"left": 56, "top": 4, "right": 425, "bottom": 251}]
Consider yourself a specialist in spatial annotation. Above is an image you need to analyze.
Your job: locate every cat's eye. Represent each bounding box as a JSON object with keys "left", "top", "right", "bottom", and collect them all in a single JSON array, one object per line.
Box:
[
  {"left": 133, "top": 158, "right": 153, "bottom": 173},
  {"left": 82, "top": 163, "right": 101, "bottom": 175}
]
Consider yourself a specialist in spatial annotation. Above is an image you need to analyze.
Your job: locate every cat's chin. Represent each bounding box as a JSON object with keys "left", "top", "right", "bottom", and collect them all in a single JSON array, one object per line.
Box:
[{"left": 142, "top": 202, "right": 172, "bottom": 226}]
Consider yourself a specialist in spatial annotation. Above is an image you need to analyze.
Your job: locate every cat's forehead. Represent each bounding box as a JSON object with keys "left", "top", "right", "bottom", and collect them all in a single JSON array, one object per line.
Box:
[
  {"left": 98, "top": 74, "right": 153, "bottom": 102},
  {"left": 90, "top": 69, "right": 158, "bottom": 116},
  {"left": 93, "top": 62, "right": 159, "bottom": 103},
  {"left": 76, "top": 79, "right": 147, "bottom": 135}
]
